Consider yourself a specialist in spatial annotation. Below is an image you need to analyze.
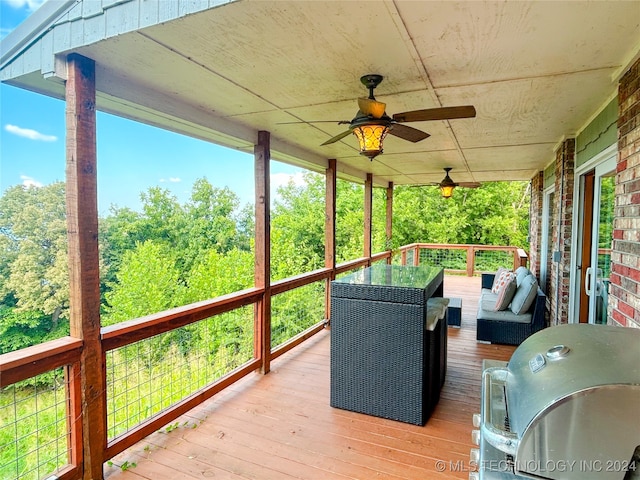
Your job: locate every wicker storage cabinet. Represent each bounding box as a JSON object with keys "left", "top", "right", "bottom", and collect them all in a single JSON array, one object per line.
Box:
[{"left": 330, "top": 265, "right": 444, "bottom": 425}]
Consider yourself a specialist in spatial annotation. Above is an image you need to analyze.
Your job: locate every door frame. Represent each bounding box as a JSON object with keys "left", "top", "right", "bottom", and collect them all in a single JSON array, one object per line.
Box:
[
  {"left": 568, "top": 144, "right": 617, "bottom": 323},
  {"left": 540, "top": 186, "right": 554, "bottom": 294}
]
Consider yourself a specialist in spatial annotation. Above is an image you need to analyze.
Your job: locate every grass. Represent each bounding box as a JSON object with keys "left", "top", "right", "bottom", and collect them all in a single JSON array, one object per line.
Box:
[{"left": 0, "top": 372, "right": 69, "bottom": 480}]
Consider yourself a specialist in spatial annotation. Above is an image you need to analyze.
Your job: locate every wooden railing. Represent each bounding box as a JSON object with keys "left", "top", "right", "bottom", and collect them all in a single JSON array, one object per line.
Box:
[
  {"left": 0, "top": 250, "right": 393, "bottom": 478},
  {"left": 397, "top": 243, "right": 527, "bottom": 276},
  {"left": 0, "top": 244, "right": 529, "bottom": 479}
]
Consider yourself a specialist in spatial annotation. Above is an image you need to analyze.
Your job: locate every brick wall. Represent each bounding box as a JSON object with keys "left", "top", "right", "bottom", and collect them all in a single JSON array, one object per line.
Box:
[
  {"left": 610, "top": 57, "right": 640, "bottom": 329},
  {"left": 528, "top": 171, "right": 544, "bottom": 278},
  {"left": 549, "top": 139, "right": 575, "bottom": 325}
]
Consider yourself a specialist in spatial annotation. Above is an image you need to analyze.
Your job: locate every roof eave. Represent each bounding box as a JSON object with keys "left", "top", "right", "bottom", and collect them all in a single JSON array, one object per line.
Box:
[{"left": 0, "top": 0, "right": 76, "bottom": 68}]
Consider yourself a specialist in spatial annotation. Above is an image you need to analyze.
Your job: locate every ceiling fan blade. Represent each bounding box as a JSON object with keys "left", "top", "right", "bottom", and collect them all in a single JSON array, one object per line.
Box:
[
  {"left": 277, "top": 120, "right": 350, "bottom": 125},
  {"left": 388, "top": 124, "right": 430, "bottom": 143},
  {"left": 357, "top": 97, "right": 386, "bottom": 118},
  {"left": 458, "top": 182, "right": 481, "bottom": 188},
  {"left": 321, "top": 129, "right": 353, "bottom": 146},
  {"left": 393, "top": 105, "right": 476, "bottom": 123}
]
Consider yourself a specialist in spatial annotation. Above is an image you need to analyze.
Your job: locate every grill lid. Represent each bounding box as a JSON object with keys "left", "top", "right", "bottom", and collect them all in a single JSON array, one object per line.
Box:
[{"left": 505, "top": 324, "right": 640, "bottom": 437}]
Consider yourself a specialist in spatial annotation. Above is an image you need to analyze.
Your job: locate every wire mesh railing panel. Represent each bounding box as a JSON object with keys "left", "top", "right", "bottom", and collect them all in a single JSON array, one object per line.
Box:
[
  {"left": 405, "top": 249, "right": 416, "bottom": 266},
  {"left": 391, "top": 253, "right": 404, "bottom": 265},
  {"left": 271, "top": 280, "right": 325, "bottom": 349},
  {"left": 370, "top": 257, "right": 390, "bottom": 266},
  {"left": 0, "top": 368, "right": 71, "bottom": 480},
  {"left": 106, "top": 305, "right": 254, "bottom": 440},
  {"left": 474, "top": 249, "right": 514, "bottom": 272},
  {"left": 418, "top": 248, "right": 467, "bottom": 270}
]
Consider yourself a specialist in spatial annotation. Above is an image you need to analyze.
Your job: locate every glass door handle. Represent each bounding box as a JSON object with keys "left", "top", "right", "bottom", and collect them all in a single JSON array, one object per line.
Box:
[
  {"left": 585, "top": 267, "right": 593, "bottom": 297},
  {"left": 595, "top": 267, "right": 604, "bottom": 296}
]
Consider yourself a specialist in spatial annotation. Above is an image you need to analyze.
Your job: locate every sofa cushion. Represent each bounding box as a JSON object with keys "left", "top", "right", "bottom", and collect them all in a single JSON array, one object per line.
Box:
[
  {"left": 494, "top": 274, "right": 517, "bottom": 311},
  {"left": 426, "top": 298, "right": 449, "bottom": 330},
  {"left": 491, "top": 267, "right": 510, "bottom": 293},
  {"left": 477, "top": 301, "right": 533, "bottom": 324},
  {"left": 515, "top": 266, "right": 531, "bottom": 287},
  {"left": 510, "top": 274, "right": 539, "bottom": 315}
]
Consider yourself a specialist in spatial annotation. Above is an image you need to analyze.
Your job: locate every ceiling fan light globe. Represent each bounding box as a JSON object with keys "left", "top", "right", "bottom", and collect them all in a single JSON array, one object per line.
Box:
[
  {"left": 440, "top": 184, "right": 455, "bottom": 198},
  {"left": 352, "top": 124, "right": 389, "bottom": 160}
]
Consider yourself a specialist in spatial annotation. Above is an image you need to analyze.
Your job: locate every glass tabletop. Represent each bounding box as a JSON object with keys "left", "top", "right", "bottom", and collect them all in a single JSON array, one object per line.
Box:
[{"left": 334, "top": 264, "right": 443, "bottom": 289}]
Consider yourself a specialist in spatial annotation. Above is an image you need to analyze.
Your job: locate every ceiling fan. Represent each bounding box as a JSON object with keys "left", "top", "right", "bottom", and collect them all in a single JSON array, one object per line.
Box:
[
  {"left": 425, "top": 167, "right": 481, "bottom": 198},
  {"left": 300, "top": 74, "right": 476, "bottom": 160}
]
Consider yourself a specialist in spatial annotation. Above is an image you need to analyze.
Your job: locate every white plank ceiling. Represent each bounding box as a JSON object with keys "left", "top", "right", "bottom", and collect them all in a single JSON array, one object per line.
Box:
[{"left": 4, "top": 0, "right": 640, "bottom": 186}]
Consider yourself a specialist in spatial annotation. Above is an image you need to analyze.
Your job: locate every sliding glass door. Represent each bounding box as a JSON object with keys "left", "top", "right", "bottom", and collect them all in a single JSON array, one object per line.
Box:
[{"left": 576, "top": 157, "right": 616, "bottom": 324}]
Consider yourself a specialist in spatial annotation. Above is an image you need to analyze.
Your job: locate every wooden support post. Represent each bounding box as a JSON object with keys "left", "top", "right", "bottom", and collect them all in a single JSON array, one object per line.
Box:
[
  {"left": 65, "top": 53, "right": 105, "bottom": 480},
  {"left": 386, "top": 182, "right": 393, "bottom": 264},
  {"left": 364, "top": 173, "right": 373, "bottom": 262},
  {"left": 254, "top": 131, "right": 271, "bottom": 374},
  {"left": 466, "top": 246, "right": 475, "bottom": 276},
  {"left": 325, "top": 159, "right": 337, "bottom": 321}
]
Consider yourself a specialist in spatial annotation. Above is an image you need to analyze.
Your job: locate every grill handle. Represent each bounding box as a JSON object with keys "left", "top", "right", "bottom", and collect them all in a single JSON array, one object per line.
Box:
[{"left": 482, "top": 367, "right": 519, "bottom": 456}]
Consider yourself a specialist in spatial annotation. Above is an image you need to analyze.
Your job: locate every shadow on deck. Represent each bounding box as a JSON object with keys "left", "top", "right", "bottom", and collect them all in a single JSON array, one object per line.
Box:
[{"left": 105, "top": 275, "right": 516, "bottom": 480}]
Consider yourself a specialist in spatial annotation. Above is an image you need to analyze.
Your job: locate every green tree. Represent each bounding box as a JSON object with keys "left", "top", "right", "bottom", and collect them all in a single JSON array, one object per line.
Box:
[
  {"left": 103, "top": 241, "right": 183, "bottom": 325},
  {"left": 182, "top": 180, "right": 248, "bottom": 271},
  {"left": 0, "top": 306, "right": 65, "bottom": 355},
  {"left": 99, "top": 206, "right": 146, "bottom": 294},
  {"left": 100, "top": 179, "right": 251, "bottom": 295},
  {"left": 0, "top": 183, "right": 69, "bottom": 323},
  {"left": 271, "top": 172, "right": 325, "bottom": 279},
  {"left": 393, "top": 181, "right": 530, "bottom": 249},
  {"left": 182, "top": 248, "right": 254, "bottom": 360},
  {"left": 184, "top": 247, "right": 254, "bottom": 302}
]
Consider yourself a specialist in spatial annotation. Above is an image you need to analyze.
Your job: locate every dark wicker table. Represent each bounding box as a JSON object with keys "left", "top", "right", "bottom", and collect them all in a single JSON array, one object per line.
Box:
[{"left": 330, "top": 264, "right": 445, "bottom": 425}]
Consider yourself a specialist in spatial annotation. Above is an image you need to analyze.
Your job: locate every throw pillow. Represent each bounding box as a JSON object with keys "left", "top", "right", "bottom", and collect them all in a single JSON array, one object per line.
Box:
[
  {"left": 493, "top": 274, "right": 517, "bottom": 311},
  {"left": 491, "top": 267, "right": 511, "bottom": 293},
  {"left": 510, "top": 274, "right": 539, "bottom": 315},
  {"left": 491, "top": 268, "right": 512, "bottom": 294},
  {"left": 515, "top": 266, "right": 530, "bottom": 288}
]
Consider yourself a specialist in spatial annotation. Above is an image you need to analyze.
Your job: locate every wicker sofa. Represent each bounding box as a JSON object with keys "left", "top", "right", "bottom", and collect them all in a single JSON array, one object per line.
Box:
[{"left": 476, "top": 267, "right": 547, "bottom": 345}]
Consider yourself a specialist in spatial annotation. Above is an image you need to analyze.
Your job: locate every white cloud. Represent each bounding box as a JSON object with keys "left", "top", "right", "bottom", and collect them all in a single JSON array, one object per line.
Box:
[
  {"left": 20, "top": 175, "right": 42, "bottom": 188},
  {"left": 159, "top": 177, "right": 182, "bottom": 183},
  {"left": 271, "top": 172, "right": 306, "bottom": 191},
  {"left": 5, "top": 124, "right": 57, "bottom": 142},
  {"left": 4, "top": 0, "right": 46, "bottom": 12}
]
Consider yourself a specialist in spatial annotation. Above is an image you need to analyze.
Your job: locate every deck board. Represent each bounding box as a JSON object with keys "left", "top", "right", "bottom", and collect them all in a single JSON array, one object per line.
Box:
[{"left": 105, "top": 275, "right": 516, "bottom": 480}]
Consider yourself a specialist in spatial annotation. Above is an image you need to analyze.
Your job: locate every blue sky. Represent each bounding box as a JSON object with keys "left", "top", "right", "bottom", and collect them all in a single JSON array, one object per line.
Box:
[{"left": 0, "top": 0, "right": 305, "bottom": 215}]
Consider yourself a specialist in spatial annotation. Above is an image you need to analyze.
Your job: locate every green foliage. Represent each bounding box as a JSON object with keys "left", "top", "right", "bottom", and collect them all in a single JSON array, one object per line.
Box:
[
  {"left": 0, "top": 376, "right": 68, "bottom": 479},
  {"left": 99, "top": 179, "right": 251, "bottom": 296},
  {"left": 106, "top": 460, "right": 137, "bottom": 471},
  {"left": 271, "top": 281, "right": 325, "bottom": 348},
  {"left": 99, "top": 206, "right": 146, "bottom": 292},
  {"left": 0, "top": 170, "right": 532, "bottom": 480},
  {"left": 102, "top": 241, "right": 192, "bottom": 362},
  {"left": 393, "top": 182, "right": 530, "bottom": 249},
  {"left": 0, "top": 183, "right": 69, "bottom": 321},
  {"left": 103, "top": 241, "right": 183, "bottom": 324},
  {"left": 0, "top": 175, "right": 530, "bottom": 359},
  {"left": 271, "top": 172, "right": 325, "bottom": 279},
  {"left": 181, "top": 249, "right": 254, "bottom": 359},
  {"left": 184, "top": 248, "right": 254, "bottom": 302},
  {"left": 0, "top": 306, "right": 48, "bottom": 354},
  {"left": 336, "top": 179, "right": 366, "bottom": 262}
]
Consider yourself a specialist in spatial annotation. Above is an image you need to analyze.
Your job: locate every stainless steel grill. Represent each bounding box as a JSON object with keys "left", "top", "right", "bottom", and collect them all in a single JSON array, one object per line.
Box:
[{"left": 471, "top": 324, "right": 640, "bottom": 480}]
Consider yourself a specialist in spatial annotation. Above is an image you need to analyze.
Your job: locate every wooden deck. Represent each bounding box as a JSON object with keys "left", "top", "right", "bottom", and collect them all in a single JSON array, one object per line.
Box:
[{"left": 105, "top": 275, "right": 515, "bottom": 480}]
